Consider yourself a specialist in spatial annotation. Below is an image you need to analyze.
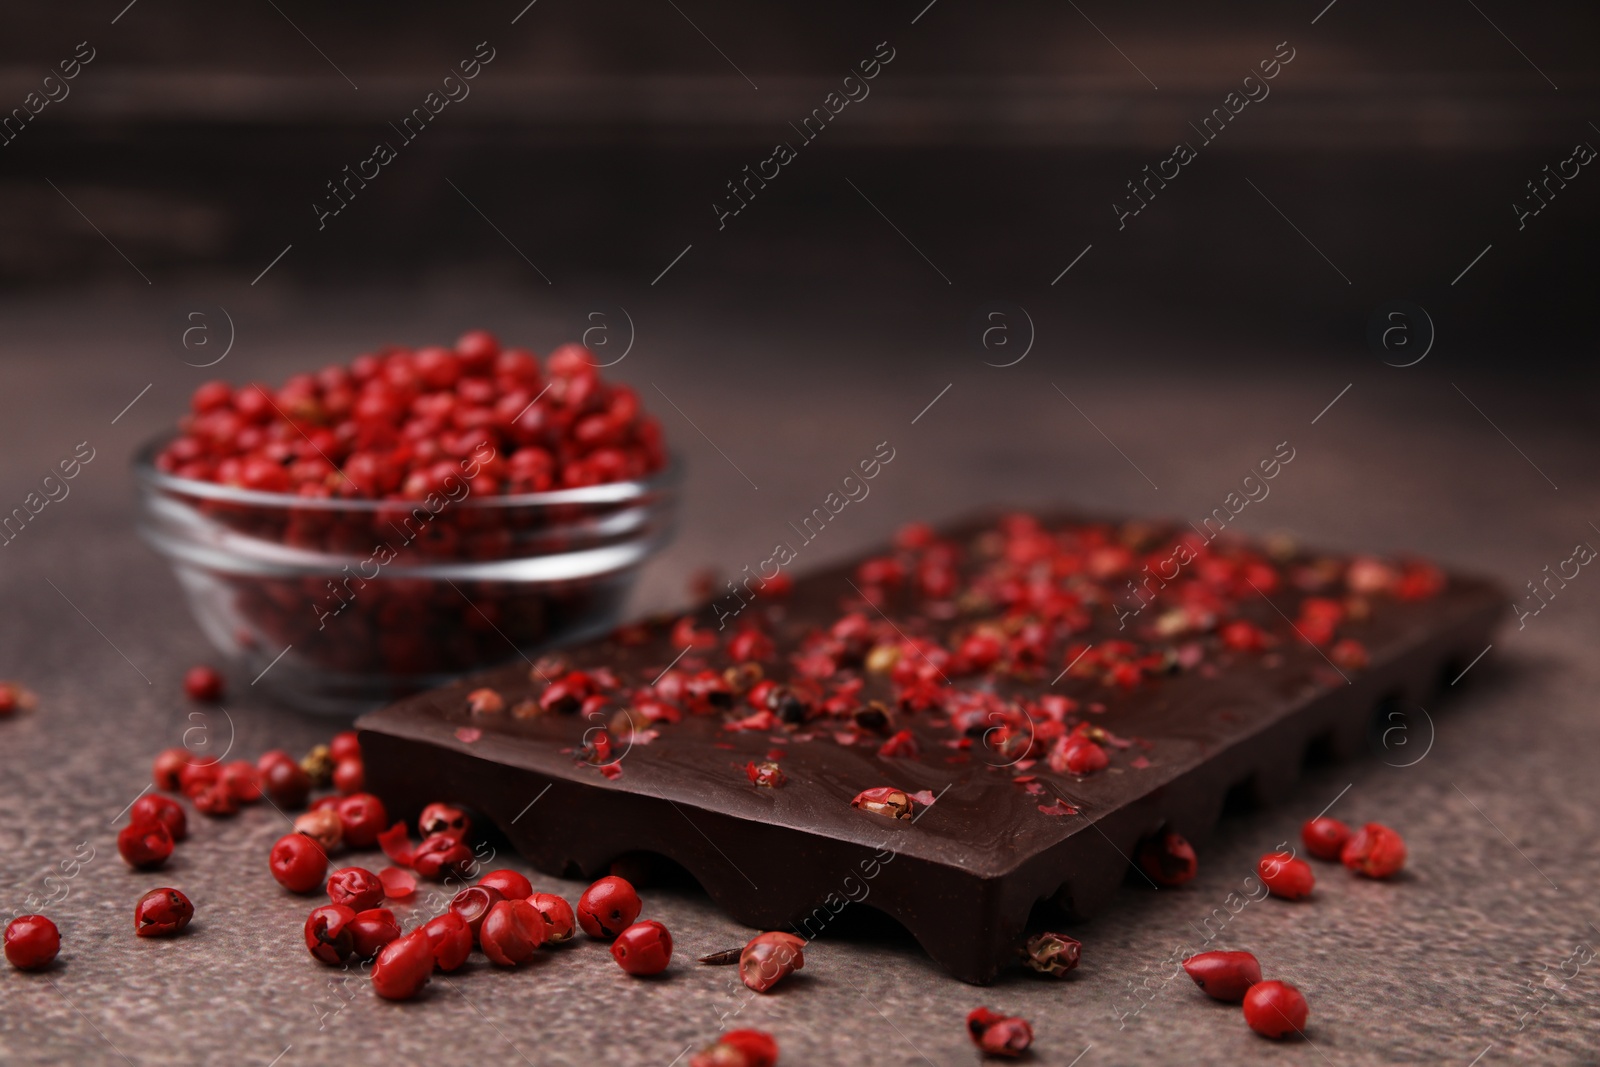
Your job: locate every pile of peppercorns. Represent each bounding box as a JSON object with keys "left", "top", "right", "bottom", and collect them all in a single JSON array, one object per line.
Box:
[{"left": 155, "top": 330, "right": 665, "bottom": 497}]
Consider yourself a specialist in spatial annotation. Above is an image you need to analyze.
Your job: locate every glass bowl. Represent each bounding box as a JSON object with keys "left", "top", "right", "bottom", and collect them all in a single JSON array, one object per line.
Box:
[{"left": 133, "top": 435, "right": 680, "bottom": 713}]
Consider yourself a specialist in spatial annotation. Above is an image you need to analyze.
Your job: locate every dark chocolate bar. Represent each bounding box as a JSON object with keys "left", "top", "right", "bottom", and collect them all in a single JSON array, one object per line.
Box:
[{"left": 358, "top": 514, "right": 1505, "bottom": 983}]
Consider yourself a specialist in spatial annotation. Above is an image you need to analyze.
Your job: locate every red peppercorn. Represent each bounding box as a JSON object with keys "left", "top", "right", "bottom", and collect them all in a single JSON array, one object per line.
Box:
[
  {"left": 465, "top": 687, "right": 505, "bottom": 715},
  {"left": 421, "top": 912, "right": 472, "bottom": 973},
  {"left": 480, "top": 899, "right": 547, "bottom": 966},
  {"left": 371, "top": 929, "right": 434, "bottom": 1000},
  {"left": 611, "top": 920, "right": 672, "bottom": 976},
  {"left": 412, "top": 834, "right": 474, "bottom": 881},
  {"left": 1182, "top": 950, "right": 1262, "bottom": 1001},
  {"left": 1050, "top": 736, "right": 1109, "bottom": 776},
  {"left": 476, "top": 869, "right": 533, "bottom": 901},
  {"left": 269, "top": 832, "right": 329, "bottom": 894},
  {"left": 348, "top": 908, "right": 402, "bottom": 960},
  {"left": 178, "top": 758, "right": 220, "bottom": 797},
  {"left": 152, "top": 748, "right": 191, "bottom": 791},
  {"left": 727, "top": 629, "right": 774, "bottom": 663},
  {"left": 850, "top": 786, "right": 914, "bottom": 820},
  {"left": 1135, "top": 828, "right": 1198, "bottom": 887},
  {"left": 191, "top": 780, "right": 239, "bottom": 818},
  {"left": 130, "top": 795, "right": 187, "bottom": 843},
  {"left": 745, "top": 760, "right": 787, "bottom": 789},
  {"left": 690, "top": 1030, "right": 779, "bottom": 1067},
  {"left": 739, "top": 931, "right": 805, "bottom": 993},
  {"left": 118, "top": 820, "right": 174, "bottom": 870},
  {"left": 5, "top": 915, "right": 60, "bottom": 970},
  {"left": 966, "top": 1007, "right": 1034, "bottom": 1058},
  {"left": 1341, "top": 822, "right": 1407, "bottom": 878},
  {"left": 576, "top": 875, "right": 642, "bottom": 939},
  {"left": 1243, "top": 979, "right": 1309, "bottom": 1039},
  {"left": 219, "top": 761, "right": 262, "bottom": 804},
  {"left": 260, "top": 756, "right": 311, "bottom": 809},
  {"left": 1257, "top": 852, "right": 1315, "bottom": 900},
  {"left": 326, "top": 867, "right": 385, "bottom": 912},
  {"left": 528, "top": 892, "right": 576, "bottom": 943},
  {"left": 334, "top": 793, "right": 388, "bottom": 849},
  {"left": 183, "top": 665, "right": 224, "bottom": 702},
  {"left": 1329, "top": 638, "right": 1368, "bottom": 671},
  {"left": 294, "top": 808, "right": 343, "bottom": 852},
  {"left": 331, "top": 758, "right": 364, "bottom": 796},
  {"left": 1021, "top": 931, "right": 1081, "bottom": 977},
  {"left": 329, "top": 730, "right": 362, "bottom": 763},
  {"left": 877, "top": 729, "right": 919, "bottom": 759},
  {"left": 1219, "top": 619, "right": 1268, "bottom": 652},
  {"left": 449, "top": 885, "right": 504, "bottom": 942},
  {"left": 1301, "top": 816, "right": 1352, "bottom": 861},
  {"left": 305, "top": 904, "right": 358, "bottom": 964},
  {"left": 418, "top": 803, "right": 471, "bottom": 839}
]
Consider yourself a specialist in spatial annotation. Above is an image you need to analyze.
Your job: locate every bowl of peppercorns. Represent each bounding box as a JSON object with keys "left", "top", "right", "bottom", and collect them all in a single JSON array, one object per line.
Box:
[{"left": 134, "top": 330, "right": 679, "bottom": 712}]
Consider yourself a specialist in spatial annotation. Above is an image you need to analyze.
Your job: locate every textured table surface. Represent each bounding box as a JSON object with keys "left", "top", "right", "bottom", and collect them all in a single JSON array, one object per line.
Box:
[{"left": 1, "top": 282, "right": 1597, "bottom": 1066}]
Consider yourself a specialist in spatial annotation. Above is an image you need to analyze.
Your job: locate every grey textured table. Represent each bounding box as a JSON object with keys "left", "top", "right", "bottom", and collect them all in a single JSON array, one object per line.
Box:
[{"left": 1, "top": 281, "right": 1596, "bottom": 1066}]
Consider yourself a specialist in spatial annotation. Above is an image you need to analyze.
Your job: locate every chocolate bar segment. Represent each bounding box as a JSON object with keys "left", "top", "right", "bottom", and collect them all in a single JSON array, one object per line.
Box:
[{"left": 359, "top": 514, "right": 1505, "bottom": 983}]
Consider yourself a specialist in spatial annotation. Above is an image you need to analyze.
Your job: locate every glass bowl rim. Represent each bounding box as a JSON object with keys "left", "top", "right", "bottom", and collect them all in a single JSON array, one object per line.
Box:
[{"left": 132, "top": 431, "right": 682, "bottom": 512}]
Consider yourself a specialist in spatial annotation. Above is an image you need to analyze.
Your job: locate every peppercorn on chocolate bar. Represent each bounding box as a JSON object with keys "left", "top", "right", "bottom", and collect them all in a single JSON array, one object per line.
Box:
[{"left": 359, "top": 513, "right": 1504, "bottom": 983}]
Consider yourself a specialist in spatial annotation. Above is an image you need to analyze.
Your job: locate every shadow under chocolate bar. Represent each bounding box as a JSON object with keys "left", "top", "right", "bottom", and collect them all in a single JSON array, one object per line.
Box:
[{"left": 357, "top": 514, "right": 1506, "bottom": 983}]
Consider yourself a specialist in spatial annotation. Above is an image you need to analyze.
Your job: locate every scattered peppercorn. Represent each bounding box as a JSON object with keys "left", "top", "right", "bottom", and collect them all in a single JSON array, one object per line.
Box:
[
  {"left": 4, "top": 915, "right": 60, "bottom": 970},
  {"left": 305, "top": 904, "right": 358, "bottom": 964},
  {"left": 0, "top": 681, "right": 37, "bottom": 717},
  {"left": 477, "top": 869, "right": 533, "bottom": 901},
  {"left": 1243, "top": 979, "right": 1308, "bottom": 1039},
  {"left": 480, "top": 899, "right": 547, "bottom": 966},
  {"left": 1341, "top": 822, "right": 1406, "bottom": 878},
  {"left": 418, "top": 802, "right": 471, "bottom": 839},
  {"left": 331, "top": 758, "right": 364, "bottom": 796},
  {"left": 746, "top": 760, "right": 787, "bottom": 788},
  {"left": 421, "top": 912, "right": 473, "bottom": 973},
  {"left": 466, "top": 687, "right": 505, "bottom": 715},
  {"left": 118, "top": 820, "right": 174, "bottom": 870},
  {"left": 293, "top": 808, "right": 343, "bottom": 853},
  {"left": 326, "top": 867, "right": 385, "bottom": 912},
  {"left": 1257, "top": 852, "right": 1315, "bottom": 900},
  {"left": 689, "top": 1030, "right": 779, "bottom": 1067},
  {"left": 334, "top": 793, "right": 388, "bottom": 849},
  {"left": 611, "top": 920, "right": 673, "bottom": 975},
  {"left": 1021, "top": 931, "right": 1081, "bottom": 977},
  {"left": 269, "top": 832, "right": 329, "bottom": 894},
  {"left": 1135, "top": 828, "right": 1198, "bottom": 887},
  {"left": 450, "top": 885, "right": 504, "bottom": 942},
  {"left": 130, "top": 795, "right": 188, "bottom": 843},
  {"left": 347, "top": 908, "right": 401, "bottom": 960},
  {"left": 1301, "top": 816, "right": 1351, "bottom": 861},
  {"left": 576, "top": 875, "right": 641, "bottom": 939},
  {"left": 152, "top": 748, "right": 192, "bottom": 792},
  {"left": 259, "top": 753, "right": 312, "bottom": 809},
  {"left": 528, "top": 892, "right": 576, "bottom": 943},
  {"left": 850, "top": 787, "right": 913, "bottom": 821},
  {"left": 412, "top": 833, "right": 474, "bottom": 881},
  {"left": 1182, "top": 950, "right": 1262, "bottom": 1001},
  {"left": 371, "top": 929, "right": 434, "bottom": 1000},
  {"left": 739, "top": 931, "right": 805, "bottom": 993},
  {"left": 300, "top": 745, "right": 334, "bottom": 789},
  {"left": 183, "top": 665, "right": 225, "bottom": 702},
  {"left": 966, "top": 1007, "right": 1034, "bottom": 1058},
  {"left": 329, "top": 730, "right": 361, "bottom": 763}
]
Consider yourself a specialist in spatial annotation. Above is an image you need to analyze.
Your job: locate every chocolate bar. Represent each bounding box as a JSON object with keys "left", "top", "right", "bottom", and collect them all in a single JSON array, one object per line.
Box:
[{"left": 358, "top": 514, "right": 1504, "bottom": 983}]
